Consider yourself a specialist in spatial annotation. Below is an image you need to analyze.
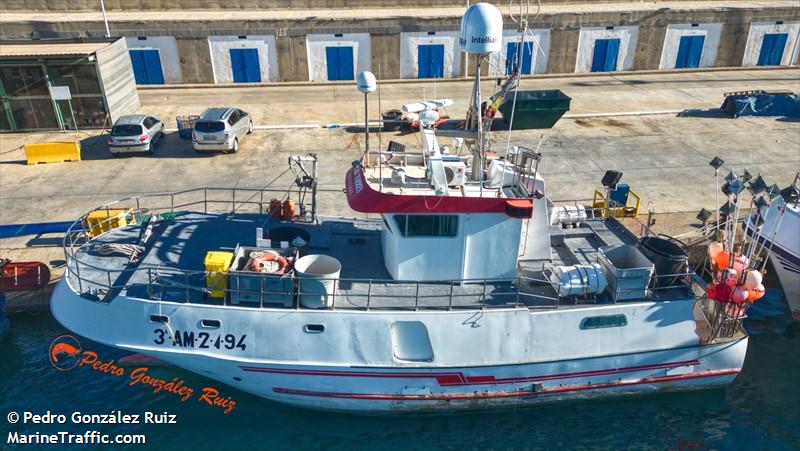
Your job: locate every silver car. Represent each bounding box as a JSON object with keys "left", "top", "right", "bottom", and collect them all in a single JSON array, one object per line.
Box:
[
  {"left": 192, "top": 107, "right": 253, "bottom": 153},
  {"left": 108, "top": 114, "right": 164, "bottom": 156}
]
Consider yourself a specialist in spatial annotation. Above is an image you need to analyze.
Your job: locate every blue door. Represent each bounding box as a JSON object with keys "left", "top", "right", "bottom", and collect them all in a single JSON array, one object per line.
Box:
[
  {"left": 129, "top": 49, "right": 165, "bottom": 85},
  {"left": 506, "top": 41, "right": 533, "bottom": 75},
  {"left": 675, "top": 35, "right": 705, "bottom": 69},
  {"left": 757, "top": 33, "right": 789, "bottom": 66},
  {"left": 325, "top": 46, "right": 355, "bottom": 81},
  {"left": 230, "top": 48, "right": 261, "bottom": 83},
  {"left": 591, "top": 38, "right": 621, "bottom": 72},
  {"left": 418, "top": 44, "right": 445, "bottom": 78}
]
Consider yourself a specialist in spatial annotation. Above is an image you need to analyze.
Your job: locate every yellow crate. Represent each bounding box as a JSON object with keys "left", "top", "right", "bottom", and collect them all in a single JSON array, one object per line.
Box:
[
  {"left": 24, "top": 141, "right": 81, "bottom": 165},
  {"left": 204, "top": 251, "right": 234, "bottom": 299},
  {"left": 84, "top": 208, "right": 134, "bottom": 239}
]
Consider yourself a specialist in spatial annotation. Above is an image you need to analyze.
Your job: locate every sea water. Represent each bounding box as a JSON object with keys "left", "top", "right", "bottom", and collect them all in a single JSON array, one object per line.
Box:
[{"left": 0, "top": 291, "right": 797, "bottom": 450}]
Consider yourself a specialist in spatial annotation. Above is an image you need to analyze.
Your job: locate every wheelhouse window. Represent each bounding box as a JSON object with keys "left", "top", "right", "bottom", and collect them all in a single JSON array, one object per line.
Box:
[
  {"left": 393, "top": 214, "right": 458, "bottom": 237},
  {"left": 580, "top": 314, "right": 628, "bottom": 330}
]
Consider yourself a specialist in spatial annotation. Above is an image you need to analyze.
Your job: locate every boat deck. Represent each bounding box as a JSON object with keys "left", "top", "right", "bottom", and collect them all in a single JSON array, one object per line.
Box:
[{"left": 66, "top": 212, "right": 695, "bottom": 310}]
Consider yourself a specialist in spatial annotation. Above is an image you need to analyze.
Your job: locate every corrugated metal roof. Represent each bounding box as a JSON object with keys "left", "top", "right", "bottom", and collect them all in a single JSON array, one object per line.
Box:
[{"left": 0, "top": 42, "right": 110, "bottom": 58}]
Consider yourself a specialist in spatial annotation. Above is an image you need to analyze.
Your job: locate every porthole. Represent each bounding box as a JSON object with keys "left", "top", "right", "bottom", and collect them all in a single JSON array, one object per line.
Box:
[
  {"left": 149, "top": 315, "right": 169, "bottom": 323},
  {"left": 200, "top": 319, "right": 221, "bottom": 329},
  {"left": 579, "top": 314, "right": 628, "bottom": 330},
  {"left": 304, "top": 324, "right": 325, "bottom": 333}
]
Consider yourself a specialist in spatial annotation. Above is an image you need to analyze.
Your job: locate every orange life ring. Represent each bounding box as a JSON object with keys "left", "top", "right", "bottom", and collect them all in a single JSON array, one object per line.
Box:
[{"left": 251, "top": 253, "right": 288, "bottom": 274}]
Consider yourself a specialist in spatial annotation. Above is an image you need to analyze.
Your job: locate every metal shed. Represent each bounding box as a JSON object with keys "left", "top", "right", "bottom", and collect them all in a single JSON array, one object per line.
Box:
[{"left": 0, "top": 37, "right": 140, "bottom": 132}]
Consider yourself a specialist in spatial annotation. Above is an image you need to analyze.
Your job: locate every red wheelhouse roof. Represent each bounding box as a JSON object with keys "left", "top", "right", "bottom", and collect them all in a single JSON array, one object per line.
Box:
[{"left": 345, "top": 164, "right": 533, "bottom": 218}]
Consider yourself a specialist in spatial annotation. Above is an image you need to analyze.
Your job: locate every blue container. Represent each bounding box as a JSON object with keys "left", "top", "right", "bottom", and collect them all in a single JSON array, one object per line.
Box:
[{"left": 609, "top": 183, "right": 630, "bottom": 207}]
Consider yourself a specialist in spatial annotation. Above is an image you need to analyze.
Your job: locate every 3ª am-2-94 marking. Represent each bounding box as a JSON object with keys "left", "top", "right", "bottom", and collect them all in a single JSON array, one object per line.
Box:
[{"left": 153, "top": 329, "right": 247, "bottom": 350}]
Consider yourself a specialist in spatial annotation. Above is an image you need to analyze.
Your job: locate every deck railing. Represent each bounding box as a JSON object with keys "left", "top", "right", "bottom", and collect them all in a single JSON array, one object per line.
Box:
[{"left": 62, "top": 188, "right": 702, "bottom": 312}]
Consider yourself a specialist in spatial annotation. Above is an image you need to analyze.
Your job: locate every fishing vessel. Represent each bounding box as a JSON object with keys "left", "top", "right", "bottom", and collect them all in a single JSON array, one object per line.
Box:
[
  {"left": 52, "top": 4, "right": 751, "bottom": 413},
  {"left": 744, "top": 173, "right": 800, "bottom": 321}
]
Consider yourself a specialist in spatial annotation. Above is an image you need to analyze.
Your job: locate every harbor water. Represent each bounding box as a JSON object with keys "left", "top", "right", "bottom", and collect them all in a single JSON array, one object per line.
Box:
[{"left": 1, "top": 290, "right": 798, "bottom": 450}]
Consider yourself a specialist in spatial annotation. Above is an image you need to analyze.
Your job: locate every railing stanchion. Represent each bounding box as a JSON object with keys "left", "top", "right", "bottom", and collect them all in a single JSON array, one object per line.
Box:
[
  {"left": 170, "top": 194, "right": 175, "bottom": 215},
  {"left": 204, "top": 189, "right": 208, "bottom": 213},
  {"left": 295, "top": 277, "right": 301, "bottom": 310},
  {"left": 136, "top": 197, "right": 141, "bottom": 222},
  {"left": 366, "top": 279, "right": 372, "bottom": 311},
  {"left": 331, "top": 278, "right": 337, "bottom": 310},
  {"left": 185, "top": 272, "right": 190, "bottom": 304},
  {"left": 448, "top": 281, "right": 454, "bottom": 310},
  {"left": 481, "top": 279, "right": 487, "bottom": 309},
  {"left": 260, "top": 275, "right": 264, "bottom": 309},
  {"left": 232, "top": 189, "right": 236, "bottom": 215},
  {"left": 414, "top": 282, "right": 420, "bottom": 311},
  {"left": 515, "top": 277, "right": 521, "bottom": 308},
  {"left": 75, "top": 258, "right": 83, "bottom": 293},
  {"left": 106, "top": 270, "right": 112, "bottom": 291}
]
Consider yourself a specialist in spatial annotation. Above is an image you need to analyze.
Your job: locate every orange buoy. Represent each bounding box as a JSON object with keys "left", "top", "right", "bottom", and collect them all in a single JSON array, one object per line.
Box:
[
  {"left": 714, "top": 250, "right": 730, "bottom": 269},
  {"left": 282, "top": 199, "right": 295, "bottom": 221},
  {"left": 746, "top": 283, "right": 765, "bottom": 301},
  {"left": 269, "top": 199, "right": 282, "bottom": 218}
]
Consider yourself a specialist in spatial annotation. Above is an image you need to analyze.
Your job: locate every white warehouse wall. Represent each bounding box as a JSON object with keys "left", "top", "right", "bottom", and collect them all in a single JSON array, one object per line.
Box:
[
  {"left": 742, "top": 22, "right": 800, "bottom": 66},
  {"left": 400, "top": 31, "right": 461, "bottom": 79},
  {"left": 489, "top": 29, "right": 551, "bottom": 76},
  {"left": 575, "top": 26, "right": 639, "bottom": 73},
  {"left": 208, "top": 35, "right": 279, "bottom": 83},
  {"left": 659, "top": 24, "right": 723, "bottom": 69},
  {"left": 306, "top": 33, "right": 371, "bottom": 81},
  {"left": 125, "top": 36, "right": 182, "bottom": 83}
]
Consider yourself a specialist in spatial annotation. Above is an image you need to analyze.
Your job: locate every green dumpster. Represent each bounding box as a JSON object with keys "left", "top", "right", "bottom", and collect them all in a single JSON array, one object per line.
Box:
[{"left": 497, "top": 90, "right": 571, "bottom": 130}]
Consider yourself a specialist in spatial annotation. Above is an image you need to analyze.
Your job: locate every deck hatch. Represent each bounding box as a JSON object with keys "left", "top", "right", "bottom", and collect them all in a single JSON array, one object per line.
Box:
[{"left": 391, "top": 321, "right": 434, "bottom": 362}]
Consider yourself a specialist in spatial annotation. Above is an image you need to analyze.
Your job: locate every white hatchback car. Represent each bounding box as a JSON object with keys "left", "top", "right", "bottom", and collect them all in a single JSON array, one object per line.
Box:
[
  {"left": 108, "top": 115, "right": 164, "bottom": 156},
  {"left": 192, "top": 107, "right": 253, "bottom": 153}
]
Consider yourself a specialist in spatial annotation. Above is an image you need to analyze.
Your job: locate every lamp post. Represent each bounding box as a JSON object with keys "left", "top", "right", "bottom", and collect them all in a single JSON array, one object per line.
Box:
[{"left": 357, "top": 71, "right": 377, "bottom": 180}]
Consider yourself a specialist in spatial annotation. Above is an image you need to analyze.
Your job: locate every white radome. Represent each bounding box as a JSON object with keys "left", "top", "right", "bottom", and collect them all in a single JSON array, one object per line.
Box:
[
  {"left": 459, "top": 3, "right": 503, "bottom": 54},
  {"left": 357, "top": 71, "right": 377, "bottom": 93}
]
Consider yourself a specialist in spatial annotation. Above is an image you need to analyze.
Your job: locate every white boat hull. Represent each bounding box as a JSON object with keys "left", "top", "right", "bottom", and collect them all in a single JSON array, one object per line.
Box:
[
  {"left": 155, "top": 340, "right": 745, "bottom": 413},
  {"left": 768, "top": 252, "right": 800, "bottom": 321},
  {"left": 51, "top": 279, "right": 747, "bottom": 413},
  {"left": 745, "top": 199, "right": 800, "bottom": 321}
]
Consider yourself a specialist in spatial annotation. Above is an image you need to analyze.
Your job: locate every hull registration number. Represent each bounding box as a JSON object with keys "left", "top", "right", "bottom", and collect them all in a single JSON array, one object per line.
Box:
[{"left": 153, "top": 328, "right": 247, "bottom": 351}]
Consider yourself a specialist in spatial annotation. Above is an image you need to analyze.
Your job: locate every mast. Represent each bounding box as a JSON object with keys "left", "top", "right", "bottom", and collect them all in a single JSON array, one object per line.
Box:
[{"left": 460, "top": 3, "right": 503, "bottom": 183}]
